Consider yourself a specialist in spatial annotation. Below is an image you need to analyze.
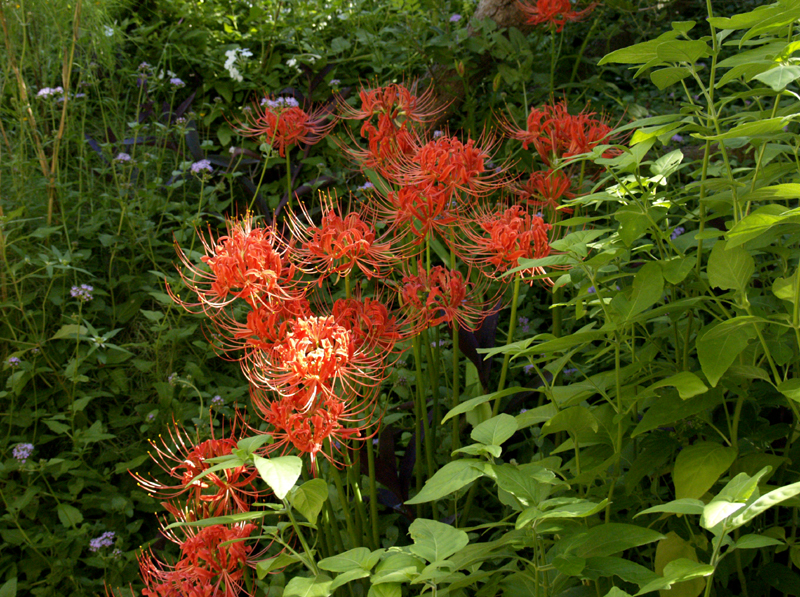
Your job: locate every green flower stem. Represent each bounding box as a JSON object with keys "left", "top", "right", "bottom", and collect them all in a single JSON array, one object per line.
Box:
[
  {"left": 285, "top": 148, "right": 294, "bottom": 212},
  {"left": 366, "top": 435, "right": 380, "bottom": 548},
  {"left": 344, "top": 450, "right": 368, "bottom": 547},
  {"left": 249, "top": 155, "right": 272, "bottom": 213},
  {"left": 421, "top": 330, "right": 436, "bottom": 479},
  {"left": 449, "top": 234, "right": 461, "bottom": 455},
  {"left": 493, "top": 276, "right": 522, "bottom": 416},
  {"left": 569, "top": 14, "right": 601, "bottom": 84},
  {"left": 283, "top": 498, "right": 320, "bottom": 576},
  {"left": 325, "top": 452, "right": 357, "bottom": 548},
  {"left": 324, "top": 500, "right": 346, "bottom": 553},
  {"left": 412, "top": 334, "right": 425, "bottom": 518}
]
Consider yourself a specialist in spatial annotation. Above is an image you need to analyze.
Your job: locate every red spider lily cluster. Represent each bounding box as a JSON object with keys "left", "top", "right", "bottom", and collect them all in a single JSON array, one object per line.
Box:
[{"left": 518, "top": 0, "right": 597, "bottom": 32}]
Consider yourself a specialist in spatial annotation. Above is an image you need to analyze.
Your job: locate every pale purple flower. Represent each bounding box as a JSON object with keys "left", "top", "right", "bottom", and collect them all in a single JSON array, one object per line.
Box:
[
  {"left": 670, "top": 226, "right": 685, "bottom": 240},
  {"left": 211, "top": 395, "right": 224, "bottom": 406},
  {"left": 37, "top": 86, "right": 63, "bottom": 98},
  {"left": 450, "top": 14, "right": 462, "bottom": 22},
  {"left": 13, "top": 443, "right": 33, "bottom": 463},
  {"left": 670, "top": 134, "right": 684, "bottom": 143},
  {"left": 89, "top": 531, "right": 115, "bottom": 552},
  {"left": 563, "top": 368, "right": 578, "bottom": 377},
  {"left": 6, "top": 356, "right": 21, "bottom": 368},
  {"left": 433, "top": 130, "right": 444, "bottom": 139},
  {"left": 523, "top": 364, "right": 535, "bottom": 375},
  {"left": 190, "top": 159, "right": 212, "bottom": 174},
  {"left": 518, "top": 316, "right": 530, "bottom": 334},
  {"left": 70, "top": 284, "right": 94, "bottom": 302},
  {"left": 357, "top": 181, "right": 374, "bottom": 191},
  {"left": 169, "top": 77, "right": 185, "bottom": 88},
  {"left": 261, "top": 96, "right": 299, "bottom": 109},
  {"left": 167, "top": 372, "right": 177, "bottom": 386},
  {"left": 114, "top": 153, "right": 132, "bottom": 163},
  {"left": 330, "top": 79, "right": 341, "bottom": 87},
  {"left": 587, "top": 286, "right": 596, "bottom": 294}
]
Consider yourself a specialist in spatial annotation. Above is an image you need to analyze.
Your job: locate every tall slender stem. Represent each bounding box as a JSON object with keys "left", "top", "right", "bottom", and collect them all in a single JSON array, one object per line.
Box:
[{"left": 494, "top": 276, "right": 522, "bottom": 415}]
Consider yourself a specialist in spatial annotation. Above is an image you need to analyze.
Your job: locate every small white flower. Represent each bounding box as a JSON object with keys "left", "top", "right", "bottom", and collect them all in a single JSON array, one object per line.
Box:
[{"left": 103, "top": 25, "right": 114, "bottom": 37}]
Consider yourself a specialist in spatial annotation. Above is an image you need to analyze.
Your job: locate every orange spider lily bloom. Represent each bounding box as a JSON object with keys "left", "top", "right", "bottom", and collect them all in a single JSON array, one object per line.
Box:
[
  {"left": 375, "top": 183, "right": 459, "bottom": 244},
  {"left": 458, "top": 205, "right": 553, "bottom": 282},
  {"left": 139, "top": 523, "right": 257, "bottom": 597},
  {"left": 398, "top": 263, "right": 488, "bottom": 335},
  {"left": 132, "top": 418, "right": 264, "bottom": 518},
  {"left": 174, "top": 214, "right": 303, "bottom": 313},
  {"left": 389, "top": 131, "right": 506, "bottom": 196},
  {"left": 338, "top": 82, "right": 444, "bottom": 124},
  {"left": 502, "top": 99, "right": 615, "bottom": 166},
  {"left": 516, "top": 169, "right": 575, "bottom": 217},
  {"left": 518, "top": 0, "right": 596, "bottom": 32},
  {"left": 236, "top": 95, "right": 334, "bottom": 157},
  {"left": 286, "top": 193, "right": 398, "bottom": 282},
  {"left": 332, "top": 296, "right": 402, "bottom": 355}
]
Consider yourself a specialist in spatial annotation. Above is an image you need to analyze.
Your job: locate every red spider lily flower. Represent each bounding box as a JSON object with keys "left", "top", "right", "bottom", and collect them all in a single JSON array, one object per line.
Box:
[
  {"left": 236, "top": 95, "right": 335, "bottom": 157},
  {"left": 457, "top": 205, "right": 554, "bottom": 282},
  {"left": 251, "top": 386, "right": 375, "bottom": 472},
  {"left": 518, "top": 0, "right": 596, "bottom": 32},
  {"left": 244, "top": 311, "right": 391, "bottom": 400},
  {"left": 397, "top": 262, "right": 488, "bottom": 335},
  {"left": 338, "top": 82, "right": 444, "bottom": 124},
  {"left": 389, "top": 131, "right": 506, "bottom": 196},
  {"left": 286, "top": 193, "right": 399, "bottom": 282},
  {"left": 139, "top": 523, "right": 257, "bottom": 597},
  {"left": 502, "top": 100, "right": 616, "bottom": 166},
  {"left": 132, "top": 418, "right": 265, "bottom": 518},
  {"left": 332, "top": 296, "right": 403, "bottom": 355},
  {"left": 173, "top": 214, "right": 304, "bottom": 313},
  {"left": 340, "top": 111, "right": 417, "bottom": 174},
  {"left": 516, "top": 169, "right": 575, "bottom": 217},
  {"left": 374, "top": 183, "right": 458, "bottom": 244}
]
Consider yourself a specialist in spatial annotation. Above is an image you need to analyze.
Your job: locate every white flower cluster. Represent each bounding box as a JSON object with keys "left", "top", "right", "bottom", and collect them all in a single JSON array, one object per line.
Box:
[{"left": 224, "top": 47, "right": 253, "bottom": 83}]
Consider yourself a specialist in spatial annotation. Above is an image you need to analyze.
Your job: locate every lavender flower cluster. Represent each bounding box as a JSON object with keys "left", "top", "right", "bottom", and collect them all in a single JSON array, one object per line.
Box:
[
  {"left": 70, "top": 284, "right": 94, "bottom": 302},
  {"left": 191, "top": 159, "right": 212, "bottom": 174},
  {"left": 89, "top": 531, "right": 115, "bottom": 552},
  {"left": 13, "top": 443, "right": 34, "bottom": 463},
  {"left": 261, "top": 96, "right": 299, "bottom": 109}
]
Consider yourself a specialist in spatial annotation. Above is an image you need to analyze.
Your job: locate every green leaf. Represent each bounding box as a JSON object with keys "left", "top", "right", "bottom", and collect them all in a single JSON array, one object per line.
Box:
[
  {"left": 673, "top": 442, "right": 737, "bottom": 500},
  {"left": 778, "top": 379, "right": 800, "bottom": 403},
  {"left": 256, "top": 553, "right": 301, "bottom": 578},
  {"left": 408, "top": 519, "right": 469, "bottom": 563},
  {"left": 700, "top": 468, "right": 771, "bottom": 529},
  {"left": 494, "top": 463, "right": 559, "bottom": 509},
  {"left": 698, "top": 117, "right": 786, "bottom": 141},
  {"left": 772, "top": 271, "right": 798, "bottom": 303},
  {"left": 572, "top": 523, "right": 665, "bottom": 558},
  {"left": 615, "top": 209, "right": 651, "bottom": 247},
  {"left": 728, "top": 479, "right": 800, "bottom": 530},
  {"left": 583, "top": 556, "right": 660, "bottom": 587},
  {"left": 650, "top": 372, "right": 707, "bottom": 399},
  {"left": 650, "top": 66, "right": 692, "bottom": 90},
  {"left": 406, "top": 459, "right": 484, "bottom": 504},
  {"left": 371, "top": 553, "right": 424, "bottom": 584},
  {"left": 656, "top": 40, "right": 711, "bottom": 64},
  {"left": 288, "top": 478, "right": 328, "bottom": 525},
  {"left": 734, "top": 534, "right": 784, "bottom": 549},
  {"left": 754, "top": 64, "right": 800, "bottom": 90},
  {"left": 51, "top": 324, "right": 87, "bottom": 340},
  {"left": 236, "top": 434, "right": 273, "bottom": 455},
  {"left": 319, "top": 548, "right": 383, "bottom": 573},
  {"left": 636, "top": 559, "right": 714, "bottom": 595},
  {"left": 624, "top": 262, "right": 664, "bottom": 320},
  {"left": 542, "top": 405, "right": 599, "bottom": 437},
  {"left": 707, "top": 241, "right": 754, "bottom": 292},
  {"left": 636, "top": 499, "right": 706, "bottom": 518},
  {"left": 0, "top": 579, "right": 16, "bottom": 597},
  {"left": 283, "top": 575, "right": 333, "bottom": 597},
  {"left": 726, "top": 204, "right": 800, "bottom": 248},
  {"left": 598, "top": 30, "right": 679, "bottom": 65},
  {"left": 442, "top": 386, "right": 526, "bottom": 423},
  {"left": 553, "top": 554, "right": 586, "bottom": 576},
  {"left": 57, "top": 503, "right": 83, "bottom": 527},
  {"left": 368, "top": 584, "right": 401, "bottom": 597},
  {"left": 471, "top": 414, "right": 518, "bottom": 446},
  {"left": 696, "top": 319, "right": 758, "bottom": 387},
  {"left": 330, "top": 569, "right": 370, "bottom": 591},
  {"left": 253, "top": 455, "right": 302, "bottom": 500}
]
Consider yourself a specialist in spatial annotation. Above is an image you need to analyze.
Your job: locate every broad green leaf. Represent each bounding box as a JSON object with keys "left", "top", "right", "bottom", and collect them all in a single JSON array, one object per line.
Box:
[
  {"left": 734, "top": 534, "right": 784, "bottom": 549},
  {"left": 701, "top": 468, "right": 771, "bottom": 530},
  {"left": 636, "top": 559, "right": 714, "bottom": 596},
  {"left": 650, "top": 66, "right": 692, "bottom": 90},
  {"left": 253, "top": 455, "right": 302, "bottom": 500},
  {"left": 283, "top": 575, "right": 333, "bottom": 597},
  {"left": 553, "top": 554, "right": 586, "bottom": 576},
  {"left": 649, "top": 372, "right": 707, "bottom": 399},
  {"left": 409, "top": 518, "right": 469, "bottom": 563},
  {"left": 493, "top": 463, "right": 559, "bottom": 509},
  {"left": 653, "top": 533, "right": 707, "bottom": 597},
  {"left": 615, "top": 209, "right": 651, "bottom": 247},
  {"left": 624, "top": 262, "right": 664, "bottom": 320},
  {"left": 778, "top": 379, "right": 800, "bottom": 403},
  {"left": 541, "top": 405, "right": 599, "bottom": 438},
  {"left": 773, "top": 271, "right": 798, "bottom": 303},
  {"left": 726, "top": 204, "right": 800, "bottom": 248},
  {"left": 442, "top": 387, "right": 526, "bottom": 423},
  {"left": 583, "top": 556, "right": 660, "bottom": 587},
  {"left": 598, "top": 30, "right": 680, "bottom": 65},
  {"left": 288, "top": 478, "right": 328, "bottom": 525},
  {"left": 707, "top": 241, "right": 754, "bottom": 292},
  {"left": 605, "top": 589, "right": 634, "bottom": 597},
  {"left": 656, "top": 40, "right": 711, "bottom": 64},
  {"left": 330, "top": 569, "right": 370, "bottom": 591},
  {"left": 673, "top": 442, "right": 737, "bottom": 500},
  {"left": 368, "top": 583, "right": 401, "bottom": 597},
  {"left": 632, "top": 390, "right": 722, "bottom": 438},
  {"left": 698, "top": 117, "right": 786, "bottom": 141},
  {"left": 0, "top": 579, "right": 16, "bottom": 597},
  {"left": 371, "top": 552, "right": 424, "bottom": 584},
  {"left": 752, "top": 65, "right": 800, "bottom": 93},
  {"left": 743, "top": 183, "right": 800, "bottom": 203},
  {"left": 471, "top": 414, "right": 518, "bottom": 446},
  {"left": 319, "top": 548, "right": 382, "bottom": 573},
  {"left": 517, "top": 499, "right": 608, "bottom": 529},
  {"left": 406, "top": 459, "right": 484, "bottom": 504},
  {"left": 572, "top": 523, "right": 665, "bottom": 558},
  {"left": 51, "top": 324, "right": 87, "bottom": 340},
  {"left": 516, "top": 403, "right": 558, "bottom": 429},
  {"left": 256, "top": 553, "right": 301, "bottom": 578},
  {"left": 728, "top": 479, "right": 800, "bottom": 530},
  {"left": 708, "top": 2, "right": 798, "bottom": 30},
  {"left": 636, "top": 499, "right": 706, "bottom": 518},
  {"left": 696, "top": 319, "right": 757, "bottom": 387},
  {"left": 236, "top": 434, "right": 272, "bottom": 455},
  {"left": 57, "top": 503, "right": 83, "bottom": 527}
]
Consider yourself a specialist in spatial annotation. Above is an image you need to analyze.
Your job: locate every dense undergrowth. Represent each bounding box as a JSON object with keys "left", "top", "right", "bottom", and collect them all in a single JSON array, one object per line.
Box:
[{"left": 2, "top": 0, "right": 800, "bottom": 596}]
